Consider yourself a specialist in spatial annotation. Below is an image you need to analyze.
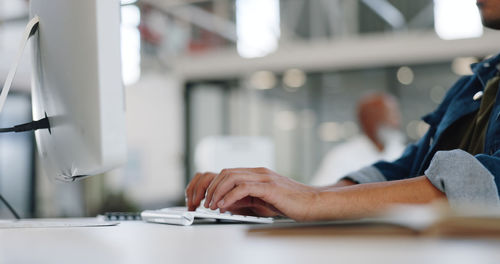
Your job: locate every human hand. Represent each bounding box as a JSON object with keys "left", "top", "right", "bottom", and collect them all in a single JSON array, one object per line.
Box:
[
  {"left": 201, "top": 167, "right": 321, "bottom": 221},
  {"left": 185, "top": 171, "right": 282, "bottom": 217},
  {"left": 185, "top": 172, "right": 217, "bottom": 211}
]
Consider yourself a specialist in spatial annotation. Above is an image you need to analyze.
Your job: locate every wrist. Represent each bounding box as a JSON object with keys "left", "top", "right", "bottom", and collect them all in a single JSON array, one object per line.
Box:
[
  {"left": 306, "top": 188, "right": 345, "bottom": 221},
  {"left": 297, "top": 186, "right": 322, "bottom": 221}
]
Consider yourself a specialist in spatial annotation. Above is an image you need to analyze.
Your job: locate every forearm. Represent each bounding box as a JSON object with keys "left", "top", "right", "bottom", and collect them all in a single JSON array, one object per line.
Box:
[
  {"left": 318, "top": 179, "right": 357, "bottom": 191},
  {"left": 310, "top": 176, "right": 446, "bottom": 221}
]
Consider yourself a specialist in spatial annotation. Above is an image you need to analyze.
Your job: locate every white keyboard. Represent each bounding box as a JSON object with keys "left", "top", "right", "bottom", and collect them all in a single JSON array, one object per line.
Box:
[{"left": 141, "top": 206, "right": 274, "bottom": 226}]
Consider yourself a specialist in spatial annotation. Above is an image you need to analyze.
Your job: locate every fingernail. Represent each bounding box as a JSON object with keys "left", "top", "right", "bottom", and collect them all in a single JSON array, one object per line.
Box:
[{"left": 217, "top": 199, "right": 225, "bottom": 208}]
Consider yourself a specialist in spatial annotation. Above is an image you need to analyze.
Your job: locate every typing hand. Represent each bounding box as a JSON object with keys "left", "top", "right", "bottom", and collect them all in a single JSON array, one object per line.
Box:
[
  {"left": 185, "top": 172, "right": 218, "bottom": 211},
  {"left": 187, "top": 167, "right": 320, "bottom": 221},
  {"left": 185, "top": 172, "right": 278, "bottom": 216}
]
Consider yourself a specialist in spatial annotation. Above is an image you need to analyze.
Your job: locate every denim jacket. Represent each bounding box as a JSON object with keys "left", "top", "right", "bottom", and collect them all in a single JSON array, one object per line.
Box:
[{"left": 346, "top": 53, "right": 500, "bottom": 207}]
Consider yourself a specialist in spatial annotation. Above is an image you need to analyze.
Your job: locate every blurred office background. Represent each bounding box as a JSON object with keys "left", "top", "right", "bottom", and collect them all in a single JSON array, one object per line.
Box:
[{"left": 0, "top": 0, "right": 498, "bottom": 218}]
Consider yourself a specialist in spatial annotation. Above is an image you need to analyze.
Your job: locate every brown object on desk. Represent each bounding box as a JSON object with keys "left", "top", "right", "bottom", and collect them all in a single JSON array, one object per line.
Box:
[
  {"left": 423, "top": 216, "right": 500, "bottom": 238},
  {"left": 248, "top": 204, "right": 500, "bottom": 239},
  {"left": 248, "top": 221, "right": 419, "bottom": 237}
]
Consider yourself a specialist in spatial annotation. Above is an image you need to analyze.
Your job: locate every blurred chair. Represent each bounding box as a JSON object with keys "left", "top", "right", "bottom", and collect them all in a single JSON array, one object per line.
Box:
[{"left": 194, "top": 136, "right": 275, "bottom": 173}]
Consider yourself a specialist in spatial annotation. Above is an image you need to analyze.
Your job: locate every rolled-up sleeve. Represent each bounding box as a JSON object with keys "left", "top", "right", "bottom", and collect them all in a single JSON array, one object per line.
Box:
[
  {"left": 343, "top": 166, "right": 387, "bottom": 184},
  {"left": 424, "top": 149, "right": 500, "bottom": 208}
]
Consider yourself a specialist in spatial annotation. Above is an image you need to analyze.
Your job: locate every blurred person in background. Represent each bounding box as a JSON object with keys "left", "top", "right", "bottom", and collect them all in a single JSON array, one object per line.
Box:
[
  {"left": 185, "top": 0, "right": 500, "bottom": 221},
  {"left": 312, "top": 93, "right": 406, "bottom": 186}
]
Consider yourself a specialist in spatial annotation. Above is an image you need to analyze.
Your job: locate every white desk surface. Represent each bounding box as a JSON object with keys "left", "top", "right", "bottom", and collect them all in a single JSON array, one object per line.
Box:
[{"left": 0, "top": 219, "right": 499, "bottom": 264}]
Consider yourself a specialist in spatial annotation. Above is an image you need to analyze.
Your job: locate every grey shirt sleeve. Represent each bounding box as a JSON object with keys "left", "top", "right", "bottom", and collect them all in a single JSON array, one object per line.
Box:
[
  {"left": 343, "top": 149, "right": 500, "bottom": 208},
  {"left": 425, "top": 149, "right": 500, "bottom": 208},
  {"left": 342, "top": 165, "right": 387, "bottom": 184}
]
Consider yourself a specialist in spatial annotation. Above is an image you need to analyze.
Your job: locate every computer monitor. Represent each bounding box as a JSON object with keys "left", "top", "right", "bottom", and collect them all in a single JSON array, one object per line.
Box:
[{"left": 29, "top": 0, "right": 126, "bottom": 181}]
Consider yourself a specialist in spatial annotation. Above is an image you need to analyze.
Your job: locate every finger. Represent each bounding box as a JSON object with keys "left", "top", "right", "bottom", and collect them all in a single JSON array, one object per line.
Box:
[
  {"left": 237, "top": 197, "right": 282, "bottom": 216},
  {"left": 248, "top": 167, "right": 274, "bottom": 176},
  {"left": 186, "top": 173, "right": 202, "bottom": 209},
  {"left": 226, "top": 197, "right": 282, "bottom": 216},
  {"left": 223, "top": 197, "right": 281, "bottom": 217},
  {"left": 204, "top": 168, "right": 236, "bottom": 208},
  {"left": 205, "top": 168, "right": 265, "bottom": 208},
  {"left": 223, "top": 206, "right": 256, "bottom": 216},
  {"left": 192, "top": 172, "right": 216, "bottom": 209},
  {"left": 217, "top": 182, "right": 270, "bottom": 211},
  {"left": 210, "top": 172, "right": 266, "bottom": 210}
]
